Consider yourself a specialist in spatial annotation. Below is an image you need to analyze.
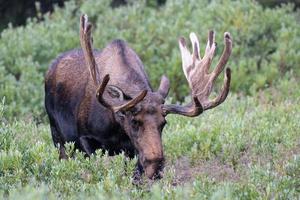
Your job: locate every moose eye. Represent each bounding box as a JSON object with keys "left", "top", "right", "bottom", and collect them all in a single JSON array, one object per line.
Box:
[{"left": 131, "top": 119, "right": 142, "bottom": 130}]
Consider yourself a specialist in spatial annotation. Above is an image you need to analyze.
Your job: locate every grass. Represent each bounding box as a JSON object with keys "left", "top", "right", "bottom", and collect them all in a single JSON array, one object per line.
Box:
[{"left": 1, "top": 80, "right": 300, "bottom": 199}]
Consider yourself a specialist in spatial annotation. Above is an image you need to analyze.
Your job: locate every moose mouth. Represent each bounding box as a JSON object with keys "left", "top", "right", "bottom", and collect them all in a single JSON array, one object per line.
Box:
[
  {"left": 132, "top": 157, "right": 165, "bottom": 183},
  {"left": 142, "top": 157, "right": 165, "bottom": 180}
]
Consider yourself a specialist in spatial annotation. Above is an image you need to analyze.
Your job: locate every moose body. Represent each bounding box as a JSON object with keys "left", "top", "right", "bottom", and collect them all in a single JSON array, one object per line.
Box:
[
  {"left": 45, "top": 39, "right": 167, "bottom": 178},
  {"left": 45, "top": 41, "right": 147, "bottom": 157},
  {"left": 45, "top": 15, "right": 233, "bottom": 180}
]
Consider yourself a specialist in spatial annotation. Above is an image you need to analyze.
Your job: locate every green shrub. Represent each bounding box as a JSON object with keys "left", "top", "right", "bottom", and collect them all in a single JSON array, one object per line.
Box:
[
  {"left": 0, "top": 0, "right": 299, "bottom": 120},
  {"left": 1, "top": 83, "right": 300, "bottom": 198},
  {"left": 256, "top": 0, "right": 300, "bottom": 8}
]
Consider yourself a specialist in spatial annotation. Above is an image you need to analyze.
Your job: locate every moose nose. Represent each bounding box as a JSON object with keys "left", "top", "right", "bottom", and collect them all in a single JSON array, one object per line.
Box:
[{"left": 143, "top": 157, "right": 165, "bottom": 179}]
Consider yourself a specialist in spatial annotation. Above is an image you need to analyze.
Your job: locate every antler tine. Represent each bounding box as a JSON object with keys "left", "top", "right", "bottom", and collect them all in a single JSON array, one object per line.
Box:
[
  {"left": 178, "top": 37, "right": 193, "bottom": 82},
  {"left": 189, "top": 32, "right": 200, "bottom": 60},
  {"left": 204, "top": 68, "right": 231, "bottom": 110},
  {"left": 202, "top": 30, "right": 216, "bottom": 74},
  {"left": 205, "top": 30, "right": 215, "bottom": 55},
  {"left": 163, "top": 96, "right": 203, "bottom": 117},
  {"left": 80, "top": 14, "right": 100, "bottom": 85},
  {"left": 114, "top": 90, "right": 148, "bottom": 112},
  {"left": 96, "top": 74, "right": 111, "bottom": 108},
  {"left": 96, "top": 74, "right": 147, "bottom": 113},
  {"left": 211, "top": 32, "right": 232, "bottom": 82}
]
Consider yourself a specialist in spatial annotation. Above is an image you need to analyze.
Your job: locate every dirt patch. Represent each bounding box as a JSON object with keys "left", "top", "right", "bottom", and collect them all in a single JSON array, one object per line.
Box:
[
  {"left": 168, "top": 142, "right": 300, "bottom": 186},
  {"left": 169, "top": 157, "right": 193, "bottom": 185},
  {"left": 168, "top": 156, "right": 240, "bottom": 186}
]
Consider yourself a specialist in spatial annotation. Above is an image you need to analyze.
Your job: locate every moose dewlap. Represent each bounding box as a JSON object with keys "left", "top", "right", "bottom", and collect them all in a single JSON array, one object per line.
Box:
[{"left": 44, "top": 14, "right": 232, "bottom": 180}]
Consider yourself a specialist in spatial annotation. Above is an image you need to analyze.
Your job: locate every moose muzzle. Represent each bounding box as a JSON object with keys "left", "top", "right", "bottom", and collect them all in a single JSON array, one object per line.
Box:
[
  {"left": 143, "top": 156, "right": 164, "bottom": 179},
  {"left": 138, "top": 133, "right": 164, "bottom": 179}
]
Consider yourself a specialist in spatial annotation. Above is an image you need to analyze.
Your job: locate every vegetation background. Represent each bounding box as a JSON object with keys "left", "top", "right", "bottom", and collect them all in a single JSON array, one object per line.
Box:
[{"left": 0, "top": 0, "right": 299, "bottom": 199}]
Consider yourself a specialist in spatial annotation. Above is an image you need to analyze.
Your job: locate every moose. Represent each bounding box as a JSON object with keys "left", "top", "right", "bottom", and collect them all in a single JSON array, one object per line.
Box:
[{"left": 45, "top": 14, "right": 232, "bottom": 180}]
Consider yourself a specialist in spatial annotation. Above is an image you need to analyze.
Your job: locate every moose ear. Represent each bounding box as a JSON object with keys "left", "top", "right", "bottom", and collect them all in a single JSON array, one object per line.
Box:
[
  {"left": 106, "top": 85, "right": 124, "bottom": 101},
  {"left": 157, "top": 75, "right": 170, "bottom": 98}
]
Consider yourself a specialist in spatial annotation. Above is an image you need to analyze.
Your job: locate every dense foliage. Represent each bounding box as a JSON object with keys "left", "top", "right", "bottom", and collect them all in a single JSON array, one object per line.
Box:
[
  {"left": 1, "top": 0, "right": 298, "bottom": 31},
  {"left": 0, "top": 0, "right": 299, "bottom": 120},
  {"left": 1, "top": 80, "right": 300, "bottom": 199},
  {"left": 0, "top": 0, "right": 299, "bottom": 199}
]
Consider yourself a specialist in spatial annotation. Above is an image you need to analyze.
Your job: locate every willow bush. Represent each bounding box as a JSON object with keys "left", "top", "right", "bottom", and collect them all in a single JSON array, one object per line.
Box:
[
  {"left": 1, "top": 87, "right": 300, "bottom": 199},
  {"left": 0, "top": 0, "right": 299, "bottom": 120}
]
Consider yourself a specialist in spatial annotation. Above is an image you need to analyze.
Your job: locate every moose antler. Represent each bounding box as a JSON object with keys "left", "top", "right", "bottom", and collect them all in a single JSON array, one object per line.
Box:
[
  {"left": 163, "top": 31, "right": 232, "bottom": 116},
  {"left": 96, "top": 74, "right": 147, "bottom": 112},
  {"left": 80, "top": 14, "right": 147, "bottom": 112},
  {"left": 80, "top": 14, "right": 100, "bottom": 85}
]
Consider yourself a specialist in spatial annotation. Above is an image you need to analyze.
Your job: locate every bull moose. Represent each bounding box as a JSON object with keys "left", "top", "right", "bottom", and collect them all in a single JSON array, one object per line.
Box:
[{"left": 45, "top": 14, "right": 232, "bottom": 180}]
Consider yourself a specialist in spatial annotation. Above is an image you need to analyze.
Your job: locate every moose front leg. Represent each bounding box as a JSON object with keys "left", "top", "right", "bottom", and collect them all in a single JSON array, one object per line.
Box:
[
  {"left": 78, "top": 136, "right": 94, "bottom": 156},
  {"left": 58, "top": 144, "right": 68, "bottom": 159}
]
